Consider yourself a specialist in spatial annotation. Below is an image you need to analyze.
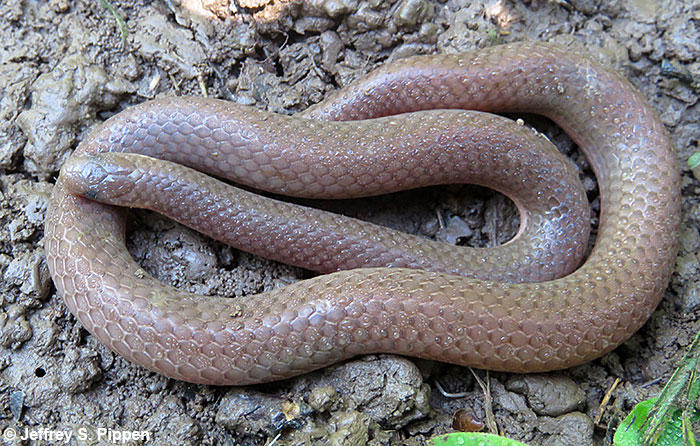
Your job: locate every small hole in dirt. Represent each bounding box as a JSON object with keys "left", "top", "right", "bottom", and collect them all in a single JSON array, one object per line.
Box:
[{"left": 34, "top": 367, "right": 46, "bottom": 378}]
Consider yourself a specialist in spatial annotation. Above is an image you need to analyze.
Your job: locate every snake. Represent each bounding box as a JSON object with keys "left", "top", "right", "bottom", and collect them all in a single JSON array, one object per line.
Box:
[{"left": 44, "top": 42, "right": 680, "bottom": 385}]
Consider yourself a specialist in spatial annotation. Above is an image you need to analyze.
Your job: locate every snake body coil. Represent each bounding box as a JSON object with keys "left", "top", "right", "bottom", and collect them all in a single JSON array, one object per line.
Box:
[{"left": 44, "top": 42, "right": 680, "bottom": 385}]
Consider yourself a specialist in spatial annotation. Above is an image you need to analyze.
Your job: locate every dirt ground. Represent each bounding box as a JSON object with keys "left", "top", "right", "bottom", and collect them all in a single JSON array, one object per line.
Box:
[{"left": 1, "top": 0, "right": 699, "bottom": 445}]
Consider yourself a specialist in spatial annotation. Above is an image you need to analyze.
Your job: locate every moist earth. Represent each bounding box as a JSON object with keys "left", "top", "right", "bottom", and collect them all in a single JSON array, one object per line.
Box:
[{"left": 1, "top": 0, "right": 699, "bottom": 445}]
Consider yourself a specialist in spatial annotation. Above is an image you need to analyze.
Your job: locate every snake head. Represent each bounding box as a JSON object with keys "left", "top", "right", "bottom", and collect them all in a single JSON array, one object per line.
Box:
[{"left": 59, "top": 153, "right": 138, "bottom": 203}]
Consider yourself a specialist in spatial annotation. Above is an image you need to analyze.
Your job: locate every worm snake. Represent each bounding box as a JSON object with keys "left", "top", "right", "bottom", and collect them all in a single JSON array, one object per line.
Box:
[{"left": 44, "top": 42, "right": 680, "bottom": 385}]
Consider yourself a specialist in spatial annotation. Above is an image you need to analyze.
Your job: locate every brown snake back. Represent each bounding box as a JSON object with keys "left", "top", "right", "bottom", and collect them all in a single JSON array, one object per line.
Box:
[{"left": 44, "top": 42, "right": 680, "bottom": 385}]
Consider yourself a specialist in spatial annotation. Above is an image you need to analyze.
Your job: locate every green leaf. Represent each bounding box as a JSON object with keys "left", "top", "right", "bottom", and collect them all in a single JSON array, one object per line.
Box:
[
  {"left": 614, "top": 397, "right": 700, "bottom": 446},
  {"left": 429, "top": 432, "right": 531, "bottom": 446},
  {"left": 688, "top": 152, "right": 700, "bottom": 169},
  {"left": 614, "top": 329, "right": 700, "bottom": 446}
]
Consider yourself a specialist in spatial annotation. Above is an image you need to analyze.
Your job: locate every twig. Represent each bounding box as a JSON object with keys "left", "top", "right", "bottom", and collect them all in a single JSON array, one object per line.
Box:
[{"left": 595, "top": 377, "right": 621, "bottom": 425}]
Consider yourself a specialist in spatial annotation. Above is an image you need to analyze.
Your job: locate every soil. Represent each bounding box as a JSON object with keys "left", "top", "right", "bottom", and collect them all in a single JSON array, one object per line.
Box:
[{"left": 1, "top": 0, "right": 699, "bottom": 445}]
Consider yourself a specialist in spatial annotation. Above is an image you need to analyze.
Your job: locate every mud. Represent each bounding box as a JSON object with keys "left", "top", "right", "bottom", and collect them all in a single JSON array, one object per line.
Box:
[{"left": 1, "top": 0, "right": 699, "bottom": 445}]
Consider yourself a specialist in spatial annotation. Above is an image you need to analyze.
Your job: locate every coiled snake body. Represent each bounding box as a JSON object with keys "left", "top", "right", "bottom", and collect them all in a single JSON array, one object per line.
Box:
[{"left": 44, "top": 42, "right": 680, "bottom": 385}]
